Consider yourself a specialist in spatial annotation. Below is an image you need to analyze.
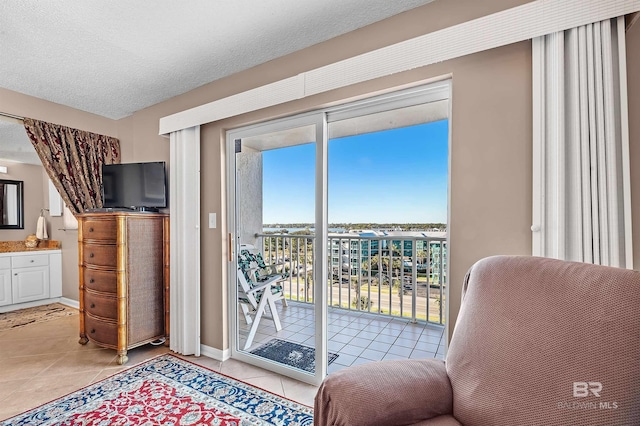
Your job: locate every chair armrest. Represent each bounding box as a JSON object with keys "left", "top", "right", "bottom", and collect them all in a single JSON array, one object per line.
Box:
[
  {"left": 251, "top": 264, "right": 282, "bottom": 280},
  {"left": 246, "top": 275, "right": 282, "bottom": 293},
  {"left": 314, "top": 359, "right": 453, "bottom": 426},
  {"left": 245, "top": 280, "right": 273, "bottom": 294},
  {"left": 264, "top": 264, "right": 279, "bottom": 275}
]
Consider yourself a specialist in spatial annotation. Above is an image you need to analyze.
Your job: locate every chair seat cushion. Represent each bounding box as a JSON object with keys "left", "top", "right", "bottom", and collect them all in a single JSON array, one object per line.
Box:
[{"left": 239, "top": 249, "right": 289, "bottom": 284}]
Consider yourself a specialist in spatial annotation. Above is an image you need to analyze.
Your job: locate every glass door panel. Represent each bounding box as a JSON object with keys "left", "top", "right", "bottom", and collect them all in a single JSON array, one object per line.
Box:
[{"left": 229, "top": 114, "right": 327, "bottom": 385}]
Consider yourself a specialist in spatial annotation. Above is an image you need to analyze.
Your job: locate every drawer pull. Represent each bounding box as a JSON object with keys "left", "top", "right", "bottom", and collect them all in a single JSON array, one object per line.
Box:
[
  {"left": 90, "top": 329, "right": 96, "bottom": 334},
  {"left": 89, "top": 227, "right": 94, "bottom": 232},
  {"left": 90, "top": 303, "right": 95, "bottom": 309},
  {"left": 89, "top": 253, "right": 94, "bottom": 258},
  {"left": 89, "top": 278, "right": 95, "bottom": 283},
  {"left": 30, "top": 259, "right": 34, "bottom": 263}
]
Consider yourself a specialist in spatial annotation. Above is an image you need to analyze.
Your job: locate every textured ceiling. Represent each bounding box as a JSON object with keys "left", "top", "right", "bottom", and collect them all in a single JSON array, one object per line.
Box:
[
  {"left": 0, "top": 0, "right": 433, "bottom": 164},
  {"left": 0, "top": 0, "right": 433, "bottom": 120}
]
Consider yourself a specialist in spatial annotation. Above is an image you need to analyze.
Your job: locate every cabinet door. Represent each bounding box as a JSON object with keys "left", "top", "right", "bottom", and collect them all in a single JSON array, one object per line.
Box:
[
  {"left": 11, "top": 266, "right": 49, "bottom": 304},
  {"left": 0, "top": 269, "right": 11, "bottom": 306}
]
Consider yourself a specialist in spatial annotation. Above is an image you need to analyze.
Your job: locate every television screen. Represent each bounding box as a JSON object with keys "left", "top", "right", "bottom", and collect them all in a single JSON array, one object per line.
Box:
[{"left": 102, "top": 162, "right": 167, "bottom": 210}]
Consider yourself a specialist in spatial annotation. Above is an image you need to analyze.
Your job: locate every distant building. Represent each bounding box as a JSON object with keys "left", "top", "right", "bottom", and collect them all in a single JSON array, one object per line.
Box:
[{"left": 329, "top": 229, "right": 447, "bottom": 283}]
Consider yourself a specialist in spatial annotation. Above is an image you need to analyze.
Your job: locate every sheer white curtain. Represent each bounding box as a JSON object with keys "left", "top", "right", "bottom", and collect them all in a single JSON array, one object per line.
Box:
[
  {"left": 170, "top": 126, "right": 201, "bottom": 355},
  {"left": 532, "top": 17, "right": 632, "bottom": 269}
]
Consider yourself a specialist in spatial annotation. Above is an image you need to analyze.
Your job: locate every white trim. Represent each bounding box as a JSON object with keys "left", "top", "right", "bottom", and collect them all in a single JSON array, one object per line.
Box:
[
  {"left": 313, "top": 112, "right": 328, "bottom": 386},
  {"left": 170, "top": 126, "right": 202, "bottom": 355},
  {"left": 159, "top": 0, "right": 640, "bottom": 134},
  {"left": 200, "top": 344, "right": 230, "bottom": 362},
  {"left": 617, "top": 16, "right": 633, "bottom": 269},
  {"left": 59, "top": 297, "right": 79, "bottom": 309},
  {"left": 443, "top": 82, "right": 453, "bottom": 349},
  {"left": 531, "top": 36, "right": 544, "bottom": 256},
  {"left": 0, "top": 298, "right": 63, "bottom": 313}
]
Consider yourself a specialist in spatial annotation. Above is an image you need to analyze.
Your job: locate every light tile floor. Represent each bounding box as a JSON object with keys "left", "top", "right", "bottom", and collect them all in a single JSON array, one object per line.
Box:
[
  {"left": 1, "top": 303, "right": 447, "bottom": 421},
  {"left": 0, "top": 311, "right": 318, "bottom": 422},
  {"left": 240, "top": 301, "right": 446, "bottom": 374}
]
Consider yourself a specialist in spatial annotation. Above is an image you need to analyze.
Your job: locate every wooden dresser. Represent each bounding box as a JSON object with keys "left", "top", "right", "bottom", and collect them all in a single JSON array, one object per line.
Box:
[{"left": 77, "top": 212, "right": 169, "bottom": 364}]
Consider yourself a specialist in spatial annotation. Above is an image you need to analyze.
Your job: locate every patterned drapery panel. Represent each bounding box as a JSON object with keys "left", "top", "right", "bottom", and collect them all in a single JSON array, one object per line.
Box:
[{"left": 23, "top": 118, "right": 120, "bottom": 214}]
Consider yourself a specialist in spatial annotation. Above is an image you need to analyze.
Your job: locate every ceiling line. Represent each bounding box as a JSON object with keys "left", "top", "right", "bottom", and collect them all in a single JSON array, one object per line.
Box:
[
  {"left": 159, "top": 0, "right": 640, "bottom": 135},
  {"left": 0, "top": 112, "right": 25, "bottom": 125}
]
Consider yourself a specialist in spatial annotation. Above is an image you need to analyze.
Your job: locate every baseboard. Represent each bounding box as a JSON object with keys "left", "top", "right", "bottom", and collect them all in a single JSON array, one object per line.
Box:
[
  {"left": 59, "top": 297, "right": 79, "bottom": 309},
  {"left": 200, "top": 343, "right": 230, "bottom": 361},
  {"left": 0, "top": 297, "right": 64, "bottom": 313}
]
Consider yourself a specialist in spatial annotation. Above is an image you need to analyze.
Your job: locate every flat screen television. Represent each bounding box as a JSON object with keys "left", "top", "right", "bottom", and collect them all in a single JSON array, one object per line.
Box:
[{"left": 101, "top": 161, "right": 167, "bottom": 211}]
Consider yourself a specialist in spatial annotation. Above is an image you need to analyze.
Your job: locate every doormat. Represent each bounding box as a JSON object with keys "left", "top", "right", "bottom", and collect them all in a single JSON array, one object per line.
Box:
[
  {"left": 250, "top": 338, "right": 339, "bottom": 373},
  {"left": 1, "top": 353, "right": 313, "bottom": 425},
  {"left": 0, "top": 303, "right": 77, "bottom": 331}
]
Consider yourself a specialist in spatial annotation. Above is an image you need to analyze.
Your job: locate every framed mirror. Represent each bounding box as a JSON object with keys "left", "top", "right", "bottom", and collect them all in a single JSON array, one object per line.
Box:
[{"left": 0, "top": 179, "right": 24, "bottom": 229}]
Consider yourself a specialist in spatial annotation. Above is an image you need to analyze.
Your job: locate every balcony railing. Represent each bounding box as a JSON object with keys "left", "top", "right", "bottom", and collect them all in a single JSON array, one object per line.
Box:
[{"left": 256, "top": 233, "right": 447, "bottom": 325}]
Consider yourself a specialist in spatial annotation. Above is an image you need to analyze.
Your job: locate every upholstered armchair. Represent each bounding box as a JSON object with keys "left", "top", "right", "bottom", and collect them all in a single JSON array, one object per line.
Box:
[{"left": 314, "top": 256, "right": 640, "bottom": 425}]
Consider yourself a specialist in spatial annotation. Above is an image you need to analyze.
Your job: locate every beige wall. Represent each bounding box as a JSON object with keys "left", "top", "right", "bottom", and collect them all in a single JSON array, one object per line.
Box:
[
  {"left": 0, "top": 88, "right": 117, "bottom": 137},
  {"left": 114, "top": 0, "right": 533, "bottom": 349},
  {"left": 0, "top": 88, "right": 118, "bottom": 301},
  {"left": 0, "top": 161, "right": 45, "bottom": 240},
  {"left": 0, "top": 0, "right": 634, "bottom": 353},
  {"left": 192, "top": 40, "right": 533, "bottom": 348},
  {"left": 38, "top": 171, "right": 81, "bottom": 300},
  {"left": 0, "top": 157, "right": 83, "bottom": 299},
  {"left": 237, "top": 148, "right": 263, "bottom": 247}
]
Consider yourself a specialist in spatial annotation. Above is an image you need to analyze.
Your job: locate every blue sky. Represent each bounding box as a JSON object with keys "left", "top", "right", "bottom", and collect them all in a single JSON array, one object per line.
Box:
[{"left": 262, "top": 119, "right": 448, "bottom": 224}]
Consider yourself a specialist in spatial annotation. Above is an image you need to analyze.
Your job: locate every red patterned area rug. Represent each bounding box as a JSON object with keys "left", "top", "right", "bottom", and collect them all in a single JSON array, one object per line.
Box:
[{"left": 1, "top": 354, "right": 313, "bottom": 425}]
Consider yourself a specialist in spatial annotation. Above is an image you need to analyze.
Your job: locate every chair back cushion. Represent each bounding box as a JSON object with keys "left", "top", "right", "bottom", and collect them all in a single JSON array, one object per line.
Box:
[{"left": 446, "top": 256, "right": 640, "bottom": 425}]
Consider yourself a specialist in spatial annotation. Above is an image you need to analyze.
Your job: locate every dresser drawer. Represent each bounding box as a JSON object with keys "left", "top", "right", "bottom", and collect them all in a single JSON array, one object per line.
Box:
[
  {"left": 85, "top": 314, "right": 118, "bottom": 347},
  {"left": 84, "top": 290, "right": 117, "bottom": 320},
  {"left": 83, "top": 268, "right": 116, "bottom": 293},
  {"left": 83, "top": 243, "right": 117, "bottom": 268},
  {"left": 82, "top": 219, "right": 116, "bottom": 241},
  {"left": 12, "top": 254, "right": 48, "bottom": 269}
]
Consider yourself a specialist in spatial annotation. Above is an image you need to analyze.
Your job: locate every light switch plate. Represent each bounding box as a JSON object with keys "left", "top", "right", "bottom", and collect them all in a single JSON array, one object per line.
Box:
[{"left": 208, "top": 213, "right": 216, "bottom": 229}]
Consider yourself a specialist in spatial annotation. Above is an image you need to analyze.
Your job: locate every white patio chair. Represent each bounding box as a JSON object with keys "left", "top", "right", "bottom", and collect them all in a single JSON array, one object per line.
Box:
[{"left": 237, "top": 244, "right": 288, "bottom": 350}]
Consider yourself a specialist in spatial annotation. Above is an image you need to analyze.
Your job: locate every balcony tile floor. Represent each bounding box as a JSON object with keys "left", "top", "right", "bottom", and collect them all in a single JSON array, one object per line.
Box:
[{"left": 240, "top": 301, "right": 446, "bottom": 374}]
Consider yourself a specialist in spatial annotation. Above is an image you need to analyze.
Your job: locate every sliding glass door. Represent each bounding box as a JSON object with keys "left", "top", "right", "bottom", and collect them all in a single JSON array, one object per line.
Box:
[
  {"left": 228, "top": 113, "right": 328, "bottom": 385},
  {"left": 227, "top": 80, "right": 451, "bottom": 385}
]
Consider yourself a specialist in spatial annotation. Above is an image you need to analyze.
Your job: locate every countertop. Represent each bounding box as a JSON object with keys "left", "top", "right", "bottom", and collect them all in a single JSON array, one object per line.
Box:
[{"left": 0, "top": 240, "right": 61, "bottom": 253}]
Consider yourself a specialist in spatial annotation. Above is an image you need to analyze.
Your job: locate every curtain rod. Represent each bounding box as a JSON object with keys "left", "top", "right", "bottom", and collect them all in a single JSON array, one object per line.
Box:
[{"left": 0, "top": 112, "right": 24, "bottom": 125}]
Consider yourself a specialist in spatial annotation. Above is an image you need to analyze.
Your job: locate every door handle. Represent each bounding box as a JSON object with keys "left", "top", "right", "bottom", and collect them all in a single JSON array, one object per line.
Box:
[{"left": 228, "top": 233, "right": 232, "bottom": 262}]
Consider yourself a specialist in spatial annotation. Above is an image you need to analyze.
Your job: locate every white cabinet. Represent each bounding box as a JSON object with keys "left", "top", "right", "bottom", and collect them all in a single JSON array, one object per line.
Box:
[
  {"left": 0, "top": 267, "right": 11, "bottom": 307},
  {"left": 12, "top": 265, "right": 49, "bottom": 304},
  {"left": 0, "top": 250, "right": 62, "bottom": 312}
]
